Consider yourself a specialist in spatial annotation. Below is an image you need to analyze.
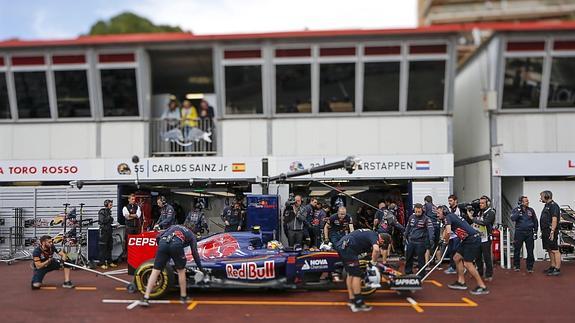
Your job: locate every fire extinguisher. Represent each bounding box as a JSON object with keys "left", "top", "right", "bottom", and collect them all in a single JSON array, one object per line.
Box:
[{"left": 492, "top": 227, "right": 501, "bottom": 262}]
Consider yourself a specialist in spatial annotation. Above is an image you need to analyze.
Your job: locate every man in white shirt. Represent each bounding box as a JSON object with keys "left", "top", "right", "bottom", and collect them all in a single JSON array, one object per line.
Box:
[{"left": 123, "top": 193, "right": 142, "bottom": 236}]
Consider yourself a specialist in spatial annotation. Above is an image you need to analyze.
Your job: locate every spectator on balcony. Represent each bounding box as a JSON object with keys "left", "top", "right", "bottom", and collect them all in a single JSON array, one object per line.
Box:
[
  {"left": 161, "top": 97, "right": 181, "bottom": 122},
  {"left": 198, "top": 99, "right": 215, "bottom": 120},
  {"left": 180, "top": 99, "right": 199, "bottom": 129}
]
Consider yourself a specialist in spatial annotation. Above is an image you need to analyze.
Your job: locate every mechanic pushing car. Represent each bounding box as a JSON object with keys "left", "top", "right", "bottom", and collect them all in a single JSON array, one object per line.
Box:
[
  {"left": 335, "top": 228, "right": 387, "bottom": 312},
  {"left": 141, "top": 224, "right": 204, "bottom": 306},
  {"left": 437, "top": 205, "right": 489, "bottom": 295}
]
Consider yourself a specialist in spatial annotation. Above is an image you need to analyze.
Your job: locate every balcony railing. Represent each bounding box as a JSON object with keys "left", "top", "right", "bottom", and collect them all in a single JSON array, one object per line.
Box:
[{"left": 150, "top": 118, "right": 217, "bottom": 156}]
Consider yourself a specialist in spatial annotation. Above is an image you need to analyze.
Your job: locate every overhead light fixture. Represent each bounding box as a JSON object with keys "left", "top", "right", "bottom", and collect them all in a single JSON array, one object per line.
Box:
[
  {"left": 173, "top": 191, "right": 214, "bottom": 197},
  {"left": 309, "top": 190, "right": 332, "bottom": 197},
  {"left": 185, "top": 93, "right": 205, "bottom": 100},
  {"left": 207, "top": 191, "right": 236, "bottom": 197}
]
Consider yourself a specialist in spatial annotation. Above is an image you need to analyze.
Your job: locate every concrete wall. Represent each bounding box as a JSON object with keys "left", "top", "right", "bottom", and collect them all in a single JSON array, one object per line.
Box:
[
  {"left": 496, "top": 112, "right": 575, "bottom": 153},
  {"left": 453, "top": 42, "right": 498, "bottom": 161},
  {"left": 454, "top": 161, "right": 491, "bottom": 202},
  {"left": 220, "top": 119, "right": 268, "bottom": 157},
  {"left": 272, "top": 116, "right": 449, "bottom": 156},
  {"left": 0, "top": 122, "right": 147, "bottom": 160}
]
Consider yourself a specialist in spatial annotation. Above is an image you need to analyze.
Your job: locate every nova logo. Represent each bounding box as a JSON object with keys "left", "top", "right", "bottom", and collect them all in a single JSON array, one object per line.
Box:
[
  {"left": 226, "top": 261, "right": 275, "bottom": 280},
  {"left": 302, "top": 258, "right": 329, "bottom": 270},
  {"left": 128, "top": 237, "right": 157, "bottom": 247}
]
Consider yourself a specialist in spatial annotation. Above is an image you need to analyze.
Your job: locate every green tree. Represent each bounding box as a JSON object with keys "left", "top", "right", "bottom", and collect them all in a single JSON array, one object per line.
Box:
[{"left": 88, "top": 12, "right": 185, "bottom": 35}]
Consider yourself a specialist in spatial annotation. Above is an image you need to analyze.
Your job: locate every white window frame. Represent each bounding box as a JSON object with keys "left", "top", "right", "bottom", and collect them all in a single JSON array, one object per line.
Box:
[
  {"left": 220, "top": 46, "right": 265, "bottom": 118},
  {"left": 271, "top": 44, "right": 313, "bottom": 116},
  {"left": 0, "top": 54, "right": 12, "bottom": 122},
  {"left": 404, "top": 40, "right": 450, "bottom": 114},
  {"left": 10, "top": 52, "right": 54, "bottom": 121},
  {"left": 360, "top": 41, "right": 402, "bottom": 115},
  {"left": 317, "top": 43, "right": 358, "bottom": 115},
  {"left": 95, "top": 50, "right": 142, "bottom": 120},
  {"left": 50, "top": 50, "right": 94, "bottom": 121},
  {"left": 546, "top": 36, "right": 575, "bottom": 111}
]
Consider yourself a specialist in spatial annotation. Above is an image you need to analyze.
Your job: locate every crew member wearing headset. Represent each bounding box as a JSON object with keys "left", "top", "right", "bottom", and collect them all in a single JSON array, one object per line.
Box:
[
  {"left": 155, "top": 195, "right": 176, "bottom": 230},
  {"left": 98, "top": 199, "right": 116, "bottom": 270},
  {"left": 467, "top": 196, "right": 495, "bottom": 281}
]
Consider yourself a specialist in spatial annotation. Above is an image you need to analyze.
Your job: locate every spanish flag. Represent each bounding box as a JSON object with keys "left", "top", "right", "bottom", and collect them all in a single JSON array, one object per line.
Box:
[{"left": 232, "top": 163, "right": 246, "bottom": 172}]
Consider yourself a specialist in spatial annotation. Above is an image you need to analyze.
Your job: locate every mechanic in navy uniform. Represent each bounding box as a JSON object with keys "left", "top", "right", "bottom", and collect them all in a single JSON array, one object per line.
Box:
[
  {"left": 373, "top": 201, "right": 404, "bottom": 264},
  {"left": 309, "top": 200, "right": 327, "bottom": 248},
  {"left": 335, "top": 229, "right": 388, "bottom": 312},
  {"left": 185, "top": 202, "right": 208, "bottom": 236},
  {"left": 444, "top": 194, "right": 463, "bottom": 274},
  {"left": 98, "top": 199, "right": 117, "bottom": 270},
  {"left": 31, "top": 235, "right": 74, "bottom": 289},
  {"left": 511, "top": 195, "right": 538, "bottom": 273},
  {"left": 539, "top": 190, "right": 561, "bottom": 276},
  {"left": 324, "top": 206, "right": 354, "bottom": 245},
  {"left": 223, "top": 200, "right": 245, "bottom": 232},
  {"left": 302, "top": 197, "right": 318, "bottom": 248},
  {"left": 141, "top": 224, "right": 204, "bottom": 306},
  {"left": 404, "top": 203, "right": 435, "bottom": 276},
  {"left": 154, "top": 195, "right": 176, "bottom": 230},
  {"left": 437, "top": 205, "right": 489, "bottom": 295},
  {"left": 423, "top": 196, "right": 441, "bottom": 265}
]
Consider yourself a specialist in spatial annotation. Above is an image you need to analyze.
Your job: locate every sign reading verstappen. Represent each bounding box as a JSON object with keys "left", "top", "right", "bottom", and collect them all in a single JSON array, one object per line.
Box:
[
  {"left": 274, "top": 155, "right": 453, "bottom": 179},
  {"left": 226, "top": 261, "right": 275, "bottom": 280}
]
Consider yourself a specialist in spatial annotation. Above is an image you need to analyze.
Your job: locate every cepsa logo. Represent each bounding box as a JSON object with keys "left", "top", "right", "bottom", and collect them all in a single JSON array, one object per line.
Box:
[
  {"left": 226, "top": 261, "right": 275, "bottom": 280},
  {"left": 128, "top": 237, "right": 157, "bottom": 247}
]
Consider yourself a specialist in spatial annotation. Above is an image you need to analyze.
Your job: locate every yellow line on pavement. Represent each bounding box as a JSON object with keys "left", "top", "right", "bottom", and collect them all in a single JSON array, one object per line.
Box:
[
  {"left": 198, "top": 300, "right": 347, "bottom": 306},
  {"left": 75, "top": 287, "right": 98, "bottom": 291},
  {"left": 115, "top": 287, "right": 127, "bottom": 291},
  {"left": 40, "top": 287, "right": 57, "bottom": 290},
  {"left": 187, "top": 301, "right": 199, "bottom": 311},
  {"left": 329, "top": 289, "right": 398, "bottom": 294},
  {"left": 406, "top": 297, "right": 424, "bottom": 313},
  {"left": 461, "top": 297, "right": 478, "bottom": 306},
  {"left": 425, "top": 280, "right": 443, "bottom": 287}
]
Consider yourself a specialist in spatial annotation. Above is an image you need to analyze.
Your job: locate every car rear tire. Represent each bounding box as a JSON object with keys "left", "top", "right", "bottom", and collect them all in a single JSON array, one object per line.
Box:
[{"left": 133, "top": 260, "right": 174, "bottom": 299}]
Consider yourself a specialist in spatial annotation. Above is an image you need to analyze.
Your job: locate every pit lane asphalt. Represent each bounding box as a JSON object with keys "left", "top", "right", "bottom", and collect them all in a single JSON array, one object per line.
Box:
[{"left": 2, "top": 260, "right": 574, "bottom": 323}]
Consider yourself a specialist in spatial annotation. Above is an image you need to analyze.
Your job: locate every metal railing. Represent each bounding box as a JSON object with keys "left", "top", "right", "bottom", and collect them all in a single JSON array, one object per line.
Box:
[{"left": 150, "top": 118, "right": 217, "bottom": 156}]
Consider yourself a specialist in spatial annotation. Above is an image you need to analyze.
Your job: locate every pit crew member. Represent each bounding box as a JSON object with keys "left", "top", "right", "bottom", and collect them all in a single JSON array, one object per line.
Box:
[
  {"left": 335, "top": 229, "right": 387, "bottom": 312},
  {"left": 31, "top": 235, "right": 74, "bottom": 289},
  {"left": 141, "top": 224, "right": 204, "bottom": 306},
  {"left": 404, "top": 203, "right": 434, "bottom": 276},
  {"left": 155, "top": 196, "right": 175, "bottom": 230},
  {"left": 324, "top": 206, "right": 354, "bottom": 245},
  {"left": 511, "top": 195, "right": 538, "bottom": 273}
]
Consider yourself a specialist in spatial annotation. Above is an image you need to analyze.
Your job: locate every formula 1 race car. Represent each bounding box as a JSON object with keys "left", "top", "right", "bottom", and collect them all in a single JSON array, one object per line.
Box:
[{"left": 129, "top": 228, "right": 422, "bottom": 299}]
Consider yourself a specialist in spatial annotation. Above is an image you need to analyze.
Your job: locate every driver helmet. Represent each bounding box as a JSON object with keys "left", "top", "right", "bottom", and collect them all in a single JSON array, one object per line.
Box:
[{"left": 267, "top": 240, "right": 284, "bottom": 250}]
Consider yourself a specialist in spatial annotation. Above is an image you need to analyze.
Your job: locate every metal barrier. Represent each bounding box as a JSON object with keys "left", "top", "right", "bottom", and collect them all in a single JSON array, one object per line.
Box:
[
  {"left": 150, "top": 118, "right": 217, "bottom": 156},
  {"left": 500, "top": 226, "right": 512, "bottom": 269}
]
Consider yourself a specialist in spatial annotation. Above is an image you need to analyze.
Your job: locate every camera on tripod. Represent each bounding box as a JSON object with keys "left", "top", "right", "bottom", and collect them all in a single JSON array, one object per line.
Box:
[{"left": 459, "top": 198, "right": 481, "bottom": 215}]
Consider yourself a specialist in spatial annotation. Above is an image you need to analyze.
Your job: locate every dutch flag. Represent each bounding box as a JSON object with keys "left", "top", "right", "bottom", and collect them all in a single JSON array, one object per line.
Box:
[{"left": 416, "top": 161, "right": 430, "bottom": 171}]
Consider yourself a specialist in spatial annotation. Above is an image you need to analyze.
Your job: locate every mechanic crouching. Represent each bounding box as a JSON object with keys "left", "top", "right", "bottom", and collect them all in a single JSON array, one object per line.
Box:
[
  {"left": 141, "top": 224, "right": 204, "bottom": 306},
  {"left": 31, "top": 235, "right": 74, "bottom": 289},
  {"left": 336, "top": 229, "right": 387, "bottom": 312},
  {"left": 404, "top": 203, "right": 434, "bottom": 276}
]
